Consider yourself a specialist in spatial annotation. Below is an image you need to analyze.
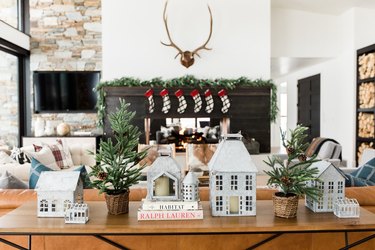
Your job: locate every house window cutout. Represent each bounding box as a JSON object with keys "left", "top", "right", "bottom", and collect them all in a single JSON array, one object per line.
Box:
[
  {"left": 40, "top": 199, "right": 48, "bottom": 212},
  {"left": 216, "top": 196, "right": 223, "bottom": 211},
  {"left": 153, "top": 173, "right": 177, "bottom": 197},
  {"left": 230, "top": 175, "right": 238, "bottom": 190},
  {"left": 216, "top": 175, "right": 223, "bottom": 190}
]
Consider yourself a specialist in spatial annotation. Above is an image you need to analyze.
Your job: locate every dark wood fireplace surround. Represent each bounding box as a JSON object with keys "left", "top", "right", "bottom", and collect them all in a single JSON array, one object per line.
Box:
[{"left": 102, "top": 86, "right": 271, "bottom": 153}]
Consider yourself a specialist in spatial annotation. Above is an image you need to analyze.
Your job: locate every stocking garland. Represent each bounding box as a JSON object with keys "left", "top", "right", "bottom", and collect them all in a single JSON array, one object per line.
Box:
[
  {"left": 190, "top": 89, "right": 202, "bottom": 113},
  {"left": 204, "top": 89, "right": 214, "bottom": 113},
  {"left": 160, "top": 89, "right": 171, "bottom": 114},
  {"left": 144, "top": 89, "right": 154, "bottom": 113},
  {"left": 175, "top": 89, "right": 187, "bottom": 114},
  {"left": 218, "top": 89, "right": 230, "bottom": 113}
]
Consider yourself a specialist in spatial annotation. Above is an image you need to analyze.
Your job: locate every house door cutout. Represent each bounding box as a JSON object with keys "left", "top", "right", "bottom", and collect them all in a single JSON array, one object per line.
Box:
[
  {"left": 298, "top": 74, "right": 321, "bottom": 143},
  {"left": 229, "top": 196, "right": 239, "bottom": 214}
]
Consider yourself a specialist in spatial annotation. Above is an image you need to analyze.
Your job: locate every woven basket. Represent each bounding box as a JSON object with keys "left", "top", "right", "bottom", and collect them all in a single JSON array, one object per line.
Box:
[
  {"left": 272, "top": 192, "right": 299, "bottom": 218},
  {"left": 105, "top": 191, "right": 130, "bottom": 215}
]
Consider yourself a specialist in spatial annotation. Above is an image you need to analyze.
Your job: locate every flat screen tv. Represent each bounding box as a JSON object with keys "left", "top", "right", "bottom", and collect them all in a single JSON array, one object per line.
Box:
[{"left": 33, "top": 71, "right": 100, "bottom": 113}]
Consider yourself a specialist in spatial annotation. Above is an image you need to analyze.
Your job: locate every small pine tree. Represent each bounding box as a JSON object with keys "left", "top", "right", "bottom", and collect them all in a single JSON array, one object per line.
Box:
[
  {"left": 264, "top": 125, "right": 322, "bottom": 200},
  {"left": 90, "top": 99, "right": 147, "bottom": 195}
]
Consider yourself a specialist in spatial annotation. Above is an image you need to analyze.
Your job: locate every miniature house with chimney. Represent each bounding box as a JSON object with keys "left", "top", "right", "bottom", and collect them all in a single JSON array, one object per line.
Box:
[
  {"left": 305, "top": 160, "right": 346, "bottom": 212},
  {"left": 147, "top": 151, "right": 182, "bottom": 201},
  {"left": 208, "top": 134, "right": 258, "bottom": 216},
  {"left": 35, "top": 171, "right": 83, "bottom": 217}
]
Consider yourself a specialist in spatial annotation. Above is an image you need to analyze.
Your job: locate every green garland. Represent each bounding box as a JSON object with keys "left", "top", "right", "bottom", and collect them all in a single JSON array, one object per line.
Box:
[{"left": 95, "top": 75, "right": 278, "bottom": 127}]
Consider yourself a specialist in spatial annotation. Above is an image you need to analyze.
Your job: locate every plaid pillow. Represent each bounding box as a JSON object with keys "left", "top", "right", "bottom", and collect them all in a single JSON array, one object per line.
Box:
[{"left": 44, "top": 141, "right": 72, "bottom": 169}]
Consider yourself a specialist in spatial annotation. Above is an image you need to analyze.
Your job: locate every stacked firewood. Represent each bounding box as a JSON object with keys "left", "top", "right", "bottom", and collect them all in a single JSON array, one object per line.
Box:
[
  {"left": 359, "top": 82, "right": 375, "bottom": 108},
  {"left": 359, "top": 53, "right": 375, "bottom": 79},
  {"left": 357, "top": 142, "right": 374, "bottom": 161},
  {"left": 358, "top": 112, "right": 374, "bottom": 138}
]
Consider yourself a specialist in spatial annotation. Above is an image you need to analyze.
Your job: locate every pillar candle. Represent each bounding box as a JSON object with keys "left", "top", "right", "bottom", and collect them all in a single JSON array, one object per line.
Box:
[
  {"left": 229, "top": 196, "right": 239, "bottom": 214},
  {"left": 155, "top": 176, "right": 170, "bottom": 196}
]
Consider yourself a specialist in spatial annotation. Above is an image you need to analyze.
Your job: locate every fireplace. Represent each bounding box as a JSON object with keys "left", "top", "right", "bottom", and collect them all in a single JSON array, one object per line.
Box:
[{"left": 102, "top": 86, "right": 271, "bottom": 153}]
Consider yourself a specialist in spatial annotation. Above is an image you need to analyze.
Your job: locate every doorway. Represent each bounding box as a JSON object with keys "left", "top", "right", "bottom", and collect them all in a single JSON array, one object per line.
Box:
[{"left": 297, "top": 74, "right": 320, "bottom": 143}]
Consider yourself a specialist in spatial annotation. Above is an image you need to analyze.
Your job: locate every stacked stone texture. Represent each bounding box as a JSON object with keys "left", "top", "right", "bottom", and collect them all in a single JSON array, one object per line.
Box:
[{"left": 30, "top": 0, "right": 101, "bottom": 133}]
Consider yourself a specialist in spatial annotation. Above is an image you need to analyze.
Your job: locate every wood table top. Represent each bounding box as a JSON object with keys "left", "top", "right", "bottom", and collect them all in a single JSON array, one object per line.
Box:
[{"left": 0, "top": 201, "right": 374, "bottom": 235}]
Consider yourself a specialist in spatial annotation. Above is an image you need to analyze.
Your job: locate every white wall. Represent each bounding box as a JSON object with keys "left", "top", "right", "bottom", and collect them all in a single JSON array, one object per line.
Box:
[
  {"left": 102, "top": 0, "right": 270, "bottom": 80},
  {"left": 272, "top": 8, "right": 340, "bottom": 58},
  {"left": 272, "top": 8, "right": 375, "bottom": 168}
]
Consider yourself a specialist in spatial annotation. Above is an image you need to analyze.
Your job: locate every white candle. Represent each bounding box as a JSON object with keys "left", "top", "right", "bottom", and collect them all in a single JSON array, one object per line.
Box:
[
  {"left": 155, "top": 176, "right": 170, "bottom": 196},
  {"left": 229, "top": 196, "right": 239, "bottom": 214}
]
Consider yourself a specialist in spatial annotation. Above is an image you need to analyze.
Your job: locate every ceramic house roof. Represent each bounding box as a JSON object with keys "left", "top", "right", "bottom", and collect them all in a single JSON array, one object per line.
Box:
[
  {"left": 312, "top": 160, "right": 346, "bottom": 178},
  {"left": 183, "top": 172, "right": 198, "bottom": 185},
  {"left": 149, "top": 155, "right": 181, "bottom": 173},
  {"left": 208, "top": 134, "right": 258, "bottom": 172},
  {"left": 35, "top": 171, "right": 81, "bottom": 191}
]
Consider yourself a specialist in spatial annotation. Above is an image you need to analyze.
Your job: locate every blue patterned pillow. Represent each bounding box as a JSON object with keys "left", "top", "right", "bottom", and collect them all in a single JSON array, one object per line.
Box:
[
  {"left": 345, "top": 158, "right": 375, "bottom": 187},
  {"left": 29, "top": 158, "right": 53, "bottom": 189}
]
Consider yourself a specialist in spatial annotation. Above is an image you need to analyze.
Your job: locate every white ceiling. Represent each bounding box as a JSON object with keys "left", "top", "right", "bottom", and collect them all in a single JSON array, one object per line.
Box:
[{"left": 270, "top": 0, "right": 375, "bottom": 78}]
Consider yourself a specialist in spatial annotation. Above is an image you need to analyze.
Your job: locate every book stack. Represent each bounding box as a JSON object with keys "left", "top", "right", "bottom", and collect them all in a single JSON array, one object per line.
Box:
[{"left": 137, "top": 199, "right": 203, "bottom": 221}]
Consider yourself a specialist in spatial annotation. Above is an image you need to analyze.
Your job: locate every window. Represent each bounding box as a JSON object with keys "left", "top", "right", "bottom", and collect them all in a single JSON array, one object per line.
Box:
[
  {"left": 245, "top": 196, "right": 253, "bottom": 211},
  {"left": 0, "top": 51, "right": 19, "bottom": 147},
  {"left": 51, "top": 200, "right": 57, "bottom": 212},
  {"left": 338, "top": 181, "right": 343, "bottom": 194},
  {"left": 328, "top": 181, "right": 334, "bottom": 194},
  {"left": 40, "top": 199, "right": 48, "bottom": 212},
  {"left": 245, "top": 175, "right": 253, "bottom": 190},
  {"left": 0, "top": 0, "right": 18, "bottom": 29},
  {"left": 64, "top": 200, "right": 71, "bottom": 212},
  {"left": 216, "top": 175, "right": 223, "bottom": 190},
  {"left": 215, "top": 196, "right": 223, "bottom": 211},
  {"left": 230, "top": 175, "right": 238, "bottom": 190}
]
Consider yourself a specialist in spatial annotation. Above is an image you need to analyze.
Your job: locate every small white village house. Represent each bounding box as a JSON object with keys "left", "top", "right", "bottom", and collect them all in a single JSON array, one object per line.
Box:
[
  {"left": 35, "top": 171, "right": 83, "bottom": 217},
  {"left": 209, "top": 134, "right": 258, "bottom": 216},
  {"left": 147, "top": 152, "right": 182, "bottom": 201},
  {"left": 182, "top": 172, "right": 199, "bottom": 202},
  {"left": 305, "top": 160, "right": 346, "bottom": 212}
]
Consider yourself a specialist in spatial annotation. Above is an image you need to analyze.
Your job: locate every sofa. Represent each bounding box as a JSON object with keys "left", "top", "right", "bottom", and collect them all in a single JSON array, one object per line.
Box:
[
  {"left": 0, "top": 140, "right": 96, "bottom": 184},
  {"left": 0, "top": 186, "right": 374, "bottom": 250}
]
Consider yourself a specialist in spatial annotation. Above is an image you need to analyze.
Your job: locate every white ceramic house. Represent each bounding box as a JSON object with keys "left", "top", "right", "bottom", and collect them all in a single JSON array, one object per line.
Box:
[
  {"left": 209, "top": 134, "right": 258, "bottom": 216},
  {"left": 35, "top": 171, "right": 83, "bottom": 217},
  {"left": 147, "top": 151, "right": 182, "bottom": 201},
  {"left": 182, "top": 172, "right": 199, "bottom": 201},
  {"left": 305, "top": 160, "right": 346, "bottom": 212}
]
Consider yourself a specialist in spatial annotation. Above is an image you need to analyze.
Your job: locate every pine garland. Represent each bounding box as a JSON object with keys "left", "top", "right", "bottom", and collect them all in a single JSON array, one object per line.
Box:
[{"left": 95, "top": 75, "right": 278, "bottom": 127}]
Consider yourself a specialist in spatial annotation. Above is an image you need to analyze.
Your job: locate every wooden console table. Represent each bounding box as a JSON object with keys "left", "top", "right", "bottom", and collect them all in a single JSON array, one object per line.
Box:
[{"left": 0, "top": 201, "right": 374, "bottom": 250}]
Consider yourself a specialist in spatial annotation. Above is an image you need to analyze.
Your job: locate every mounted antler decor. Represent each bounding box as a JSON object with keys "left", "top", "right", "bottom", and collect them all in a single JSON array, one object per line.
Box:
[{"left": 161, "top": 1, "right": 213, "bottom": 68}]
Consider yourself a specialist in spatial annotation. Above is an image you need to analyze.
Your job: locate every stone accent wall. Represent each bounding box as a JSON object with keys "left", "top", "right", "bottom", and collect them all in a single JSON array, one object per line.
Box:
[
  {"left": 0, "top": 52, "right": 19, "bottom": 147},
  {"left": 29, "top": 0, "right": 101, "bottom": 135}
]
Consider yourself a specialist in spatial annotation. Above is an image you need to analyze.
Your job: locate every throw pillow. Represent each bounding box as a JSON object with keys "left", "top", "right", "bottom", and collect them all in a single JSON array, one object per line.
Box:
[
  {"left": 24, "top": 146, "right": 61, "bottom": 171},
  {"left": 56, "top": 139, "right": 74, "bottom": 167},
  {"left": 207, "top": 125, "right": 220, "bottom": 139},
  {"left": 0, "top": 151, "right": 16, "bottom": 164},
  {"left": 160, "top": 126, "right": 174, "bottom": 138},
  {"left": 10, "top": 147, "right": 31, "bottom": 164},
  {"left": 29, "top": 158, "right": 54, "bottom": 189},
  {"left": 345, "top": 157, "right": 375, "bottom": 187},
  {"left": 0, "top": 171, "right": 28, "bottom": 189}
]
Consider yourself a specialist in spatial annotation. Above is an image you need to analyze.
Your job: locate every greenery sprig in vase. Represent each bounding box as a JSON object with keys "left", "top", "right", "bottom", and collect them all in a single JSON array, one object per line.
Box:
[
  {"left": 264, "top": 125, "right": 321, "bottom": 218},
  {"left": 90, "top": 98, "right": 147, "bottom": 214}
]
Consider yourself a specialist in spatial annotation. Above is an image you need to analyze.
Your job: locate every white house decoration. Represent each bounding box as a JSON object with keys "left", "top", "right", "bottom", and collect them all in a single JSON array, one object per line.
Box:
[
  {"left": 333, "top": 198, "right": 360, "bottom": 218},
  {"left": 182, "top": 172, "right": 199, "bottom": 202},
  {"left": 305, "top": 160, "right": 346, "bottom": 212},
  {"left": 208, "top": 134, "right": 258, "bottom": 216},
  {"left": 64, "top": 203, "right": 89, "bottom": 224},
  {"left": 147, "top": 151, "right": 182, "bottom": 201},
  {"left": 35, "top": 171, "right": 83, "bottom": 217}
]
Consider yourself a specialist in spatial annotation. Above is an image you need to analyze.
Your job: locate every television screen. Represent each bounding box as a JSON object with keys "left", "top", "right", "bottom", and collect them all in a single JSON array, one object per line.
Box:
[{"left": 33, "top": 71, "right": 100, "bottom": 113}]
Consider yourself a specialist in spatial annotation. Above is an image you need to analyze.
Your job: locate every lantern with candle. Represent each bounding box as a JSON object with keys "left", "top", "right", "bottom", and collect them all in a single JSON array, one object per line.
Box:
[{"left": 208, "top": 134, "right": 258, "bottom": 216}]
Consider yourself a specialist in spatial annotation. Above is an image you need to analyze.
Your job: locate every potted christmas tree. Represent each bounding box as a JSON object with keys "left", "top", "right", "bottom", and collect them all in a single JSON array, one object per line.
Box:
[
  {"left": 264, "top": 125, "right": 321, "bottom": 218},
  {"left": 90, "top": 99, "right": 147, "bottom": 215}
]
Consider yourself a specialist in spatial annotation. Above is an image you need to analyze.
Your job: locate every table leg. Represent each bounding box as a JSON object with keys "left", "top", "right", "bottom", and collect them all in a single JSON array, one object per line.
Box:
[
  {"left": 94, "top": 235, "right": 129, "bottom": 250},
  {"left": 246, "top": 233, "right": 283, "bottom": 250},
  {"left": 340, "top": 233, "right": 375, "bottom": 250},
  {"left": 28, "top": 235, "right": 31, "bottom": 250},
  {"left": 0, "top": 237, "right": 29, "bottom": 250}
]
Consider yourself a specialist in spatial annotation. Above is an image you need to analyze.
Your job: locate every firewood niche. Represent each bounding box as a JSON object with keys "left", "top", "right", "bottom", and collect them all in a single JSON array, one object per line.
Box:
[{"left": 101, "top": 86, "right": 272, "bottom": 153}]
